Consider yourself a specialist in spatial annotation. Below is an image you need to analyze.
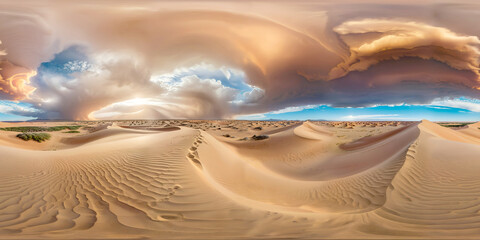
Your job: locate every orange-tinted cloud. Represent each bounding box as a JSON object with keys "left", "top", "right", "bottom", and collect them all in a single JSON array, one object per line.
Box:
[
  {"left": 331, "top": 19, "right": 480, "bottom": 83},
  {"left": 0, "top": 61, "right": 37, "bottom": 100}
]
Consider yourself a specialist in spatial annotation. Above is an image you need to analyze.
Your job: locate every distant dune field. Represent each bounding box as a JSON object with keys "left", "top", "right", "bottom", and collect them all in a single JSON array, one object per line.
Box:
[{"left": 0, "top": 120, "right": 479, "bottom": 239}]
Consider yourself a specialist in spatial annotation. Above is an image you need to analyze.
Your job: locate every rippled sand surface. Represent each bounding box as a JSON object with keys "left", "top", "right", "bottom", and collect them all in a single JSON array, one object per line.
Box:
[{"left": 0, "top": 120, "right": 479, "bottom": 239}]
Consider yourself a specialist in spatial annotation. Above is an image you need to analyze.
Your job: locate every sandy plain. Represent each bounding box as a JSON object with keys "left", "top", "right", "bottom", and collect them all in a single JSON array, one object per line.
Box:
[{"left": 0, "top": 119, "right": 479, "bottom": 239}]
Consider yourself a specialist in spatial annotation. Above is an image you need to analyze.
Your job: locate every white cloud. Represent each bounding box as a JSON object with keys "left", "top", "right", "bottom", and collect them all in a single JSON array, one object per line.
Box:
[
  {"left": 342, "top": 114, "right": 399, "bottom": 120},
  {"left": 0, "top": 104, "right": 13, "bottom": 113},
  {"left": 235, "top": 113, "right": 266, "bottom": 120},
  {"left": 63, "top": 60, "right": 91, "bottom": 72},
  {"left": 269, "top": 105, "right": 318, "bottom": 114},
  {"left": 91, "top": 75, "right": 239, "bottom": 119},
  {"left": 0, "top": 101, "right": 38, "bottom": 114},
  {"left": 430, "top": 98, "right": 480, "bottom": 112},
  {"left": 427, "top": 106, "right": 451, "bottom": 110},
  {"left": 242, "top": 87, "right": 265, "bottom": 103},
  {"left": 220, "top": 66, "right": 231, "bottom": 80}
]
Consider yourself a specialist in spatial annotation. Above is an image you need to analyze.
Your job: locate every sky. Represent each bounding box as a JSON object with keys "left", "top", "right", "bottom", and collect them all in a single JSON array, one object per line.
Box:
[{"left": 0, "top": 0, "right": 480, "bottom": 122}]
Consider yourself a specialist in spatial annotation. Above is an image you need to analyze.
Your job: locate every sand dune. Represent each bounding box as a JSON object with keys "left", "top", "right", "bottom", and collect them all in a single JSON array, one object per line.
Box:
[
  {"left": 0, "top": 120, "right": 479, "bottom": 238},
  {"left": 459, "top": 121, "right": 480, "bottom": 140},
  {"left": 61, "top": 127, "right": 179, "bottom": 146},
  {"left": 196, "top": 121, "right": 419, "bottom": 214}
]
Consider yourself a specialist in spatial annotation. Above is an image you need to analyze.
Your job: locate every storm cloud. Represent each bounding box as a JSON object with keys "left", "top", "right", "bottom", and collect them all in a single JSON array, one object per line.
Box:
[{"left": 0, "top": 0, "right": 479, "bottom": 120}]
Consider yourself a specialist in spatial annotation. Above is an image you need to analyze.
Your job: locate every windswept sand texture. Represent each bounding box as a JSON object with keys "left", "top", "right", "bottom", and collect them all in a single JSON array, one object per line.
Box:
[{"left": 0, "top": 120, "right": 479, "bottom": 239}]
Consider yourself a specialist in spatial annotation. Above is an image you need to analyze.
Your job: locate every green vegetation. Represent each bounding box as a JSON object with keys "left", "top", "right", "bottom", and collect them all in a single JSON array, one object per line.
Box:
[
  {"left": 64, "top": 130, "right": 80, "bottom": 133},
  {"left": 0, "top": 125, "right": 82, "bottom": 132},
  {"left": 46, "top": 125, "right": 82, "bottom": 131},
  {"left": 16, "top": 133, "right": 51, "bottom": 142},
  {"left": 439, "top": 123, "right": 473, "bottom": 128}
]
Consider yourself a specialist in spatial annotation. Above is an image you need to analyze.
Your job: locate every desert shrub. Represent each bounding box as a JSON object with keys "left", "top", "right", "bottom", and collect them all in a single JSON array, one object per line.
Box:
[
  {"left": 47, "top": 125, "right": 82, "bottom": 131},
  {"left": 1, "top": 126, "right": 45, "bottom": 132},
  {"left": 252, "top": 135, "right": 269, "bottom": 140},
  {"left": 0, "top": 125, "right": 82, "bottom": 132},
  {"left": 253, "top": 127, "right": 262, "bottom": 130},
  {"left": 16, "top": 133, "right": 31, "bottom": 141},
  {"left": 16, "top": 133, "right": 51, "bottom": 142},
  {"left": 64, "top": 130, "right": 80, "bottom": 133},
  {"left": 439, "top": 123, "right": 473, "bottom": 128}
]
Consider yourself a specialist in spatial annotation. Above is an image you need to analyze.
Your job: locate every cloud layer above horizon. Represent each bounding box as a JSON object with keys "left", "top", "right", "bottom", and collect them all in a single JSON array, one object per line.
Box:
[{"left": 0, "top": 0, "right": 480, "bottom": 120}]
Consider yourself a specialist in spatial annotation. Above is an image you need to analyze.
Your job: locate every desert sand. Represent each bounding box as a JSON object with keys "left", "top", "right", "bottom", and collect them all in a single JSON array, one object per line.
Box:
[{"left": 0, "top": 119, "right": 479, "bottom": 239}]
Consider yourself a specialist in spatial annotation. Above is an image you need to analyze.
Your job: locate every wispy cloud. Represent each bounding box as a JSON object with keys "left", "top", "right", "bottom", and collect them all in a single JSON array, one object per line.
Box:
[
  {"left": 235, "top": 113, "right": 266, "bottom": 120},
  {"left": 0, "top": 101, "right": 38, "bottom": 114},
  {"left": 342, "top": 114, "right": 400, "bottom": 120},
  {"left": 269, "top": 105, "right": 318, "bottom": 115},
  {"left": 430, "top": 98, "right": 480, "bottom": 112}
]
